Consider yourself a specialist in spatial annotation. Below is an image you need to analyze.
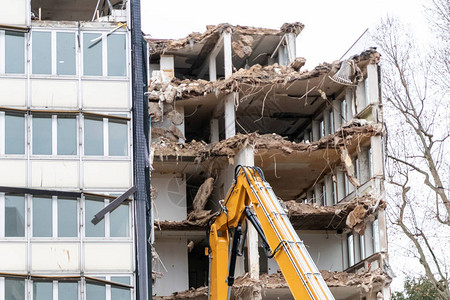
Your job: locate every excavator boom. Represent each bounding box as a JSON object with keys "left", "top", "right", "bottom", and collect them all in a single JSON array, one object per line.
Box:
[{"left": 208, "top": 166, "right": 335, "bottom": 300}]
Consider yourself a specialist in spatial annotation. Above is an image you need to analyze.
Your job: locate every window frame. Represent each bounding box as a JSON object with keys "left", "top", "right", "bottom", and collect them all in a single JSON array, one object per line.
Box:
[
  {"left": 0, "top": 111, "right": 27, "bottom": 156},
  {"left": 0, "top": 193, "right": 27, "bottom": 239},
  {"left": 81, "top": 31, "right": 128, "bottom": 78},
  {"left": 30, "top": 29, "right": 78, "bottom": 77},
  {"left": 31, "top": 114, "right": 79, "bottom": 157},
  {"left": 82, "top": 115, "right": 130, "bottom": 158},
  {"left": 0, "top": 30, "right": 26, "bottom": 75}
]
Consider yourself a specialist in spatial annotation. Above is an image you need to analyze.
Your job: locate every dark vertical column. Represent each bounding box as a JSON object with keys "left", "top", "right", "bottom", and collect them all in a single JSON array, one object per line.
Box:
[{"left": 130, "top": 0, "right": 151, "bottom": 298}]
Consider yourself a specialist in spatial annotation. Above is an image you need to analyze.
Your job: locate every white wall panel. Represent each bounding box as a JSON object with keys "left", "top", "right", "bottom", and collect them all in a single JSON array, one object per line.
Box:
[
  {"left": 0, "top": 160, "right": 26, "bottom": 186},
  {"left": 0, "top": 242, "right": 26, "bottom": 271},
  {"left": 82, "top": 81, "right": 129, "bottom": 109},
  {"left": 83, "top": 161, "right": 131, "bottom": 189},
  {"left": 153, "top": 238, "right": 188, "bottom": 296},
  {"left": 84, "top": 243, "right": 132, "bottom": 271},
  {"left": 31, "top": 79, "right": 78, "bottom": 108},
  {"left": 0, "top": 0, "right": 27, "bottom": 25},
  {"left": 31, "top": 243, "right": 79, "bottom": 271},
  {"left": 152, "top": 174, "right": 186, "bottom": 222},
  {"left": 0, "top": 79, "right": 26, "bottom": 106},
  {"left": 31, "top": 160, "right": 79, "bottom": 188}
]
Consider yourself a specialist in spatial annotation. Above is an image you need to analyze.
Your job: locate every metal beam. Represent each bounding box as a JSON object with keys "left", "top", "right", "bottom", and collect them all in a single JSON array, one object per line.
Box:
[{"left": 91, "top": 186, "right": 136, "bottom": 224}]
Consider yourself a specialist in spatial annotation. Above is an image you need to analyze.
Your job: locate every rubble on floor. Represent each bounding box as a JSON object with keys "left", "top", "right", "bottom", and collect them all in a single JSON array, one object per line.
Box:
[
  {"left": 152, "top": 269, "right": 389, "bottom": 300},
  {"left": 152, "top": 120, "right": 382, "bottom": 163},
  {"left": 155, "top": 195, "right": 384, "bottom": 233}
]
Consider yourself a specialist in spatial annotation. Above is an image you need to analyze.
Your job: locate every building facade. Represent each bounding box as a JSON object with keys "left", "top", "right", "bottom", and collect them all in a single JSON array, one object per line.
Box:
[
  {"left": 148, "top": 23, "right": 391, "bottom": 299},
  {"left": 0, "top": 1, "right": 139, "bottom": 299}
]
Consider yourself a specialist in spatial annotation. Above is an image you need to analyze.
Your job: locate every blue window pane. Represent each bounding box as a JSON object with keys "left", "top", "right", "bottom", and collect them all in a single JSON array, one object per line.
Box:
[
  {"left": 57, "top": 32, "right": 76, "bottom": 75},
  {"left": 86, "top": 283, "right": 105, "bottom": 300},
  {"left": 111, "top": 277, "right": 130, "bottom": 300},
  {"left": 84, "top": 119, "right": 103, "bottom": 155},
  {"left": 32, "top": 32, "right": 52, "bottom": 74},
  {"left": 107, "top": 34, "right": 126, "bottom": 76},
  {"left": 57, "top": 117, "right": 77, "bottom": 155},
  {"left": 110, "top": 203, "right": 129, "bottom": 237},
  {"left": 33, "top": 197, "right": 52, "bottom": 237},
  {"left": 5, "top": 31, "right": 25, "bottom": 74},
  {"left": 5, "top": 114, "right": 25, "bottom": 154},
  {"left": 58, "top": 282, "right": 78, "bottom": 300},
  {"left": 5, "top": 195, "right": 25, "bottom": 237},
  {"left": 85, "top": 199, "right": 104, "bottom": 237},
  {"left": 5, "top": 278, "right": 25, "bottom": 300},
  {"left": 33, "top": 116, "right": 52, "bottom": 155},
  {"left": 58, "top": 198, "right": 77, "bottom": 237},
  {"left": 33, "top": 282, "right": 52, "bottom": 300},
  {"left": 108, "top": 121, "right": 127, "bottom": 156},
  {"left": 83, "top": 33, "right": 103, "bottom": 76}
]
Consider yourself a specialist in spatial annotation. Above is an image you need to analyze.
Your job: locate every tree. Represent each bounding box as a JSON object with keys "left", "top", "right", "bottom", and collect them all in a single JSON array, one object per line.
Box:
[
  {"left": 371, "top": 0, "right": 450, "bottom": 298},
  {"left": 392, "top": 277, "right": 442, "bottom": 300}
]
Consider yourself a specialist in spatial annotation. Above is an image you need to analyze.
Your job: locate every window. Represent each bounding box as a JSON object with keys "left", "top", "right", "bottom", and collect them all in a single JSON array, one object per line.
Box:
[
  {"left": 5, "top": 31, "right": 25, "bottom": 74},
  {"left": 32, "top": 32, "right": 52, "bottom": 74},
  {"left": 111, "top": 277, "right": 131, "bottom": 300},
  {"left": 32, "top": 281, "right": 78, "bottom": 300},
  {"left": 83, "top": 33, "right": 127, "bottom": 77},
  {"left": 86, "top": 277, "right": 131, "bottom": 300},
  {"left": 33, "top": 281, "right": 53, "bottom": 299},
  {"left": 59, "top": 282, "right": 78, "bottom": 300},
  {"left": 33, "top": 197, "right": 52, "bottom": 237},
  {"left": 56, "top": 32, "right": 76, "bottom": 75},
  {"left": 107, "top": 34, "right": 126, "bottom": 76},
  {"left": 84, "top": 117, "right": 128, "bottom": 156},
  {"left": 4, "top": 113, "right": 25, "bottom": 155},
  {"left": 85, "top": 198, "right": 130, "bottom": 238},
  {"left": 5, "top": 195, "right": 25, "bottom": 237},
  {"left": 319, "top": 119, "right": 325, "bottom": 138},
  {"left": 33, "top": 116, "right": 52, "bottom": 155},
  {"left": 86, "top": 282, "right": 106, "bottom": 300},
  {"left": 31, "top": 31, "right": 77, "bottom": 75},
  {"left": 347, "top": 233, "right": 355, "bottom": 266},
  {"left": 32, "top": 115, "right": 77, "bottom": 156},
  {"left": 32, "top": 196, "right": 78, "bottom": 238},
  {"left": 5, "top": 278, "right": 25, "bottom": 300}
]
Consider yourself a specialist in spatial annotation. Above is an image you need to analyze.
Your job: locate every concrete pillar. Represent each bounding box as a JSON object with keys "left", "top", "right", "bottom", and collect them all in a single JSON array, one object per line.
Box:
[
  {"left": 370, "top": 135, "right": 384, "bottom": 177},
  {"left": 336, "top": 169, "right": 346, "bottom": 202},
  {"left": 332, "top": 99, "right": 342, "bottom": 131},
  {"left": 224, "top": 93, "right": 236, "bottom": 139},
  {"left": 324, "top": 175, "right": 333, "bottom": 206},
  {"left": 160, "top": 55, "right": 175, "bottom": 79},
  {"left": 323, "top": 110, "right": 330, "bottom": 136},
  {"left": 312, "top": 120, "right": 320, "bottom": 141},
  {"left": 345, "top": 88, "right": 354, "bottom": 121},
  {"left": 366, "top": 64, "right": 380, "bottom": 104},
  {"left": 378, "top": 209, "right": 388, "bottom": 253},
  {"left": 210, "top": 118, "right": 219, "bottom": 143},
  {"left": 176, "top": 106, "right": 185, "bottom": 144},
  {"left": 358, "top": 147, "right": 371, "bottom": 183},
  {"left": 355, "top": 80, "right": 366, "bottom": 113},
  {"left": 278, "top": 45, "right": 288, "bottom": 66},
  {"left": 223, "top": 30, "right": 232, "bottom": 78},
  {"left": 209, "top": 55, "right": 217, "bottom": 82},
  {"left": 235, "top": 146, "right": 259, "bottom": 279},
  {"left": 285, "top": 33, "right": 297, "bottom": 64},
  {"left": 314, "top": 183, "right": 323, "bottom": 205}
]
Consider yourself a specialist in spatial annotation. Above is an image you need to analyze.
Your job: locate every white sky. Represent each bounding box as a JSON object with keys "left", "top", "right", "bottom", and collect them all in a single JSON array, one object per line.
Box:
[
  {"left": 140, "top": 0, "right": 428, "bottom": 69},
  {"left": 140, "top": 0, "right": 431, "bottom": 292}
]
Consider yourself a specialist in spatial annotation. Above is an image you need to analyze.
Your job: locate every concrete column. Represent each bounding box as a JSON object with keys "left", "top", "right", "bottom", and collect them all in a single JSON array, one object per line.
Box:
[
  {"left": 223, "top": 30, "right": 232, "bottom": 78},
  {"left": 366, "top": 64, "right": 379, "bottom": 104},
  {"left": 209, "top": 55, "right": 217, "bottom": 82},
  {"left": 312, "top": 120, "right": 320, "bottom": 141},
  {"left": 370, "top": 135, "right": 384, "bottom": 177},
  {"left": 358, "top": 147, "right": 371, "bottom": 183},
  {"left": 355, "top": 80, "right": 366, "bottom": 113},
  {"left": 160, "top": 55, "right": 174, "bottom": 79},
  {"left": 210, "top": 118, "right": 219, "bottom": 143},
  {"left": 324, "top": 175, "right": 333, "bottom": 206},
  {"left": 235, "top": 146, "right": 259, "bottom": 279},
  {"left": 314, "top": 183, "right": 323, "bottom": 205},
  {"left": 345, "top": 88, "right": 354, "bottom": 121},
  {"left": 332, "top": 99, "right": 342, "bottom": 131},
  {"left": 378, "top": 209, "right": 388, "bottom": 253},
  {"left": 278, "top": 45, "right": 288, "bottom": 66},
  {"left": 176, "top": 106, "right": 185, "bottom": 144},
  {"left": 224, "top": 93, "right": 236, "bottom": 139},
  {"left": 323, "top": 110, "right": 330, "bottom": 136},
  {"left": 285, "top": 33, "right": 297, "bottom": 64},
  {"left": 336, "top": 169, "right": 346, "bottom": 202}
]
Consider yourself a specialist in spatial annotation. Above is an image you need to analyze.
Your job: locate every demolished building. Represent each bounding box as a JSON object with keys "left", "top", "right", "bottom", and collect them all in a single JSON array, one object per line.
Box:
[{"left": 147, "top": 23, "right": 391, "bottom": 299}]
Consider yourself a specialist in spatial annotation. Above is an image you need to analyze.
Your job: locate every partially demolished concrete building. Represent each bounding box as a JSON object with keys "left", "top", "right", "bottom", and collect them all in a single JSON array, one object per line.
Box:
[{"left": 147, "top": 23, "right": 391, "bottom": 299}]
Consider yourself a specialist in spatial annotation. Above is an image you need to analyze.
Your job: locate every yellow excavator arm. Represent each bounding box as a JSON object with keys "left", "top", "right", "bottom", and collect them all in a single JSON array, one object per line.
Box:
[{"left": 208, "top": 165, "right": 335, "bottom": 300}]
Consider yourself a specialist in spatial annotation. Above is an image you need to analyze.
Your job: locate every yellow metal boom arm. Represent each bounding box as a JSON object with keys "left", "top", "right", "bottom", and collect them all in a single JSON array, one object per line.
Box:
[{"left": 208, "top": 166, "right": 335, "bottom": 300}]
